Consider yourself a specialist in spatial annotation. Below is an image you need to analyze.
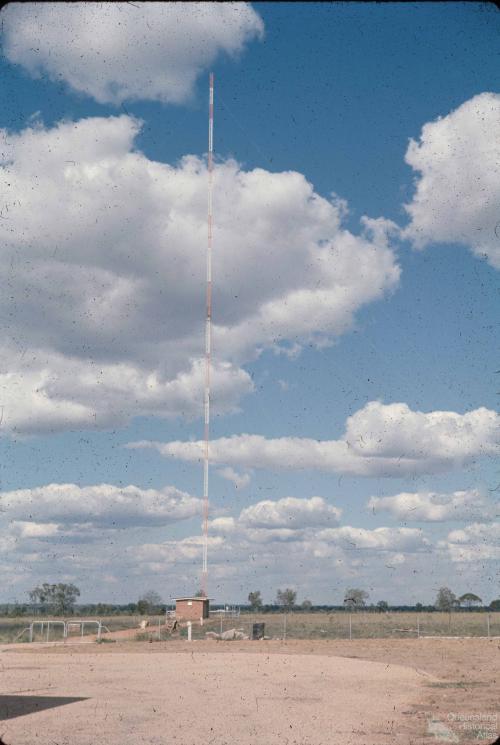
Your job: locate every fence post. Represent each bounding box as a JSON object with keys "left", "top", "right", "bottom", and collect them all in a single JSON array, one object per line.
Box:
[
  {"left": 29, "top": 623, "right": 33, "bottom": 643},
  {"left": 417, "top": 615, "right": 420, "bottom": 638},
  {"left": 46, "top": 621, "right": 50, "bottom": 643},
  {"left": 187, "top": 621, "right": 192, "bottom": 642},
  {"left": 283, "top": 612, "right": 287, "bottom": 640},
  {"left": 487, "top": 614, "right": 490, "bottom": 638},
  {"left": 349, "top": 612, "right": 352, "bottom": 640}
]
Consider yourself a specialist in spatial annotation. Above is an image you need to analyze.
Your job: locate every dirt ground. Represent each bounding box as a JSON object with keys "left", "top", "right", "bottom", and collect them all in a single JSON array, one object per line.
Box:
[{"left": 0, "top": 638, "right": 498, "bottom": 744}]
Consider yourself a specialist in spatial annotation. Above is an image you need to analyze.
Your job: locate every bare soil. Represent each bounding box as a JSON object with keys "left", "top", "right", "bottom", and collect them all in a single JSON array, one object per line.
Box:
[{"left": 0, "top": 638, "right": 498, "bottom": 744}]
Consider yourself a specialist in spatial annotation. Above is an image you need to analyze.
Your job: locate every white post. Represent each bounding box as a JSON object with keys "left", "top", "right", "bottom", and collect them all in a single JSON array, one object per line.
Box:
[
  {"left": 417, "top": 615, "right": 420, "bottom": 638},
  {"left": 349, "top": 613, "right": 352, "bottom": 640},
  {"left": 46, "top": 621, "right": 50, "bottom": 643},
  {"left": 220, "top": 613, "right": 223, "bottom": 635},
  {"left": 187, "top": 621, "right": 192, "bottom": 642},
  {"left": 157, "top": 617, "right": 161, "bottom": 641},
  {"left": 98, "top": 622, "right": 102, "bottom": 642},
  {"left": 283, "top": 613, "right": 287, "bottom": 640},
  {"left": 487, "top": 614, "right": 490, "bottom": 638},
  {"left": 29, "top": 623, "right": 33, "bottom": 643}
]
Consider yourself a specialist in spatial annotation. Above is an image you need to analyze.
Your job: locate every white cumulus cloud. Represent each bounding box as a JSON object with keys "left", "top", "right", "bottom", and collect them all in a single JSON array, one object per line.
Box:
[
  {"left": 317, "top": 525, "right": 429, "bottom": 552},
  {"left": 403, "top": 92, "right": 500, "bottom": 268},
  {"left": 441, "top": 522, "right": 500, "bottom": 563},
  {"left": 0, "top": 482, "right": 202, "bottom": 530},
  {"left": 208, "top": 496, "right": 341, "bottom": 544},
  {"left": 216, "top": 467, "right": 251, "bottom": 489},
  {"left": 2, "top": 2, "right": 264, "bottom": 105},
  {"left": 206, "top": 496, "right": 429, "bottom": 556},
  {"left": 368, "top": 489, "right": 493, "bottom": 522},
  {"left": 0, "top": 115, "right": 399, "bottom": 434},
  {"left": 0, "top": 488, "right": 487, "bottom": 603},
  {"left": 239, "top": 496, "right": 341, "bottom": 529},
  {"left": 131, "top": 401, "right": 500, "bottom": 477}
]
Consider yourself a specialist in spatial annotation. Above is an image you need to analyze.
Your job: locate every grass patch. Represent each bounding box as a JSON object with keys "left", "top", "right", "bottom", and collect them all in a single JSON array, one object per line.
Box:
[
  {"left": 1, "top": 612, "right": 499, "bottom": 642},
  {"left": 133, "top": 632, "right": 167, "bottom": 642},
  {"left": 427, "top": 681, "right": 489, "bottom": 689},
  {"left": 134, "top": 632, "right": 152, "bottom": 641}
]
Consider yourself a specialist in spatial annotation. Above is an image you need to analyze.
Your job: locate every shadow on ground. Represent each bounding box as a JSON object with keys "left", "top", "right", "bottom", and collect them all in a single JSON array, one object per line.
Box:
[{"left": 0, "top": 695, "right": 87, "bottom": 721}]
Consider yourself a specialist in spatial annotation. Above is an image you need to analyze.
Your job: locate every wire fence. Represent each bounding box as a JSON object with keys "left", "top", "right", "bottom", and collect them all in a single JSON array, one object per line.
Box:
[
  {"left": 1, "top": 611, "right": 499, "bottom": 644},
  {"left": 178, "top": 611, "right": 500, "bottom": 641},
  {"left": 0, "top": 615, "right": 163, "bottom": 643}
]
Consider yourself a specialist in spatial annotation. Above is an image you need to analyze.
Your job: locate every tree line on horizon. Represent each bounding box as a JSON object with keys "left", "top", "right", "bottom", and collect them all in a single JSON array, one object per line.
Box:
[
  {"left": 248, "top": 587, "right": 498, "bottom": 613},
  {"left": 0, "top": 583, "right": 498, "bottom": 617}
]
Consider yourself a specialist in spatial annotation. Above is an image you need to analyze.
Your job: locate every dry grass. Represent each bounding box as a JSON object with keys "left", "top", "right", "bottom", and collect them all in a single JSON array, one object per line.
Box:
[
  {"left": 1, "top": 611, "right": 499, "bottom": 644},
  {"left": 187, "top": 610, "right": 500, "bottom": 640},
  {"left": 0, "top": 614, "right": 162, "bottom": 643}
]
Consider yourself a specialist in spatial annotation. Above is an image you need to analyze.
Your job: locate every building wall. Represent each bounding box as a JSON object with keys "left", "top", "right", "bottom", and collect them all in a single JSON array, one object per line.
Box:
[{"left": 176, "top": 599, "right": 209, "bottom": 620}]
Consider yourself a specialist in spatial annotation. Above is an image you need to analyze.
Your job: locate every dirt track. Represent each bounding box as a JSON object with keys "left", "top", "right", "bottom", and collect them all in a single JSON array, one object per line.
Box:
[{"left": 0, "top": 638, "right": 498, "bottom": 744}]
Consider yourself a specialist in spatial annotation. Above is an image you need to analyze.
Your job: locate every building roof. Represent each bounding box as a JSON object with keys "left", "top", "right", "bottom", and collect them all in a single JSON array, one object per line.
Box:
[{"left": 174, "top": 597, "right": 212, "bottom": 602}]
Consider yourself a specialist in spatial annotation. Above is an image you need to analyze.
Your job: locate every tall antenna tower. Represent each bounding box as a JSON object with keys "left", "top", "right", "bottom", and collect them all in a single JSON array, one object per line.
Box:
[{"left": 201, "top": 73, "right": 214, "bottom": 597}]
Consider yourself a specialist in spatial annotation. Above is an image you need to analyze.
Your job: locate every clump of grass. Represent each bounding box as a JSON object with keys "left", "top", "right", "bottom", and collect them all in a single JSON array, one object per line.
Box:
[
  {"left": 134, "top": 632, "right": 152, "bottom": 641},
  {"left": 427, "top": 681, "right": 488, "bottom": 689},
  {"left": 134, "top": 632, "right": 167, "bottom": 642}
]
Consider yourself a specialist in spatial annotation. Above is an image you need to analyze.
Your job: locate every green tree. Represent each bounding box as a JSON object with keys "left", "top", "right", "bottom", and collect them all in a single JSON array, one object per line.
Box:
[
  {"left": 137, "top": 590, "right": 162, "bottom": 615},
  {"left": 489, "top": 599, "right": 500, "bottom": 611},
  {"left": 53, "top": 583, "right": 80, "bottom": 614},
  {"left": 248, "top": 590, "right": 263, "bottom": 611},
  {"left": 344, "top": 588, "right": 369, "bottom": 609},
  {"left": 301, "top": 599, "right": 313, "bottom": 611},
  {"left": 29, "top": 583, "right": 53, "bottom": 613},
  {"left": 276, "top": 588, "right": 297, "bottom": 610},
  {"left": 458, "top": 593, "right": 482, "bottom": 610},
  {"left": 435, "top": 587, "right": 458, "bottom": 612},
  {"left": 95, "top": 603, "right": 114, "bottom": 615},
  {"left": 8, "top": 603, "right": 27, "bottom": 617},
  {"left": 29, "top": 583, "right": 80, "bottom": 615},
  {"left": 377, "top": 600, "right": 389, "bottom": 612}
]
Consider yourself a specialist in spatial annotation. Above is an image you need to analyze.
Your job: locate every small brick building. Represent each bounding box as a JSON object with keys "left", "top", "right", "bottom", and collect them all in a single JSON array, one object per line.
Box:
[{"left": 175, "top": 597, "right": 210, "bottom": 621}]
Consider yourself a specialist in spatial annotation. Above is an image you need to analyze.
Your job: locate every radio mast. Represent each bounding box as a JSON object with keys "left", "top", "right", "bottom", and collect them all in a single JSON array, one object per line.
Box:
[{"left": 201, "top": 73, "right": 214, "bottom": 597}]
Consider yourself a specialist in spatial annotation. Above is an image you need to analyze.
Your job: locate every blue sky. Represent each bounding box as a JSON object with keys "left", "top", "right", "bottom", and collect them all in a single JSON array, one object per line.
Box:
[{"left": 0, "top": 2, "right": 498, "bottom": 605}]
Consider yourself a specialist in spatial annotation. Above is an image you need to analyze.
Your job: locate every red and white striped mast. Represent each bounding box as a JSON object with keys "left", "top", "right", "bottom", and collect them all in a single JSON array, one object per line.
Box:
[{"left": 201, "top": 73, "right": 214, "bottom": 597}]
